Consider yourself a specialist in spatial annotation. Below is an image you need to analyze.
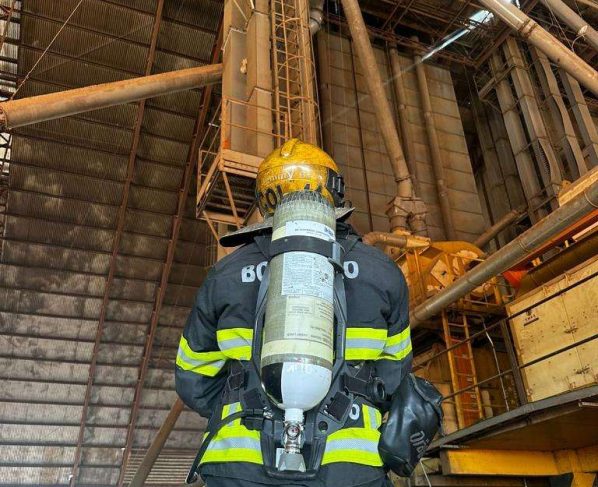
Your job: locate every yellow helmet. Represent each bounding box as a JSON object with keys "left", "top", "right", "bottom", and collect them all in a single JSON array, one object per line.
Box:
[{"left": 255, "top": 138, "right": 345, "bottom": 216}]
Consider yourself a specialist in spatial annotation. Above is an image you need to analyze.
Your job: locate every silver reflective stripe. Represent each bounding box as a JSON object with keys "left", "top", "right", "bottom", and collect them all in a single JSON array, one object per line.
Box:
[
  {"left": 324, "top": 438, "right": 379, "bottom": 454},
  {"left": 346, "top": 338, "right": 385, "bottom": 350},
  {"left": 366, "top": 407, "right": 378, "bottom": 429},
  {"left": 207, "top": 436, "right": 261, "bottom": 451},
  {"left": 177, "top": 350, "right": 226, "bottom": 370},
  {"left": 219, "top": 338, "right": 251, "bottom": 351},
  {"left": 228, "top": 402, "right": 242, "bottom": 414},
  {"left": 384, "top": 338, "right": 412, "bottom": 355}
]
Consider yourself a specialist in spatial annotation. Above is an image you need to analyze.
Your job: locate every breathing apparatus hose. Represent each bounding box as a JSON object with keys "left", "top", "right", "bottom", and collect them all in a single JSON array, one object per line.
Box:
[{"left": 185, "top": 409, "right": 266, "bottom": 484}]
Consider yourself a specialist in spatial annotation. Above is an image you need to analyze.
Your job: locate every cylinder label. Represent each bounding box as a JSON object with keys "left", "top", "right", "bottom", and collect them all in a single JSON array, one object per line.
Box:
[{"left": 281, "top": 252, "right": 334, "bottom": 303}]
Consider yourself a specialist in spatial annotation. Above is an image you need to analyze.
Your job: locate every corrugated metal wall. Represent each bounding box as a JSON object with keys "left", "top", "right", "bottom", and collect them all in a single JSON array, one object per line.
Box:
[
  {"left": 0, "top": 0, "right": 221, "bottom": 485},
  {"left": 317, "top": 32, "right": 485, "bottom": 241}
]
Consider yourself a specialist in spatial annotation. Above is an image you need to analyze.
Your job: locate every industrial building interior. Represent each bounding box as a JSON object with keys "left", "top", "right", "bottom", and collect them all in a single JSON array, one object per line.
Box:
[{"left": 0, "top": 0, "right": 597, "bottom": 486}]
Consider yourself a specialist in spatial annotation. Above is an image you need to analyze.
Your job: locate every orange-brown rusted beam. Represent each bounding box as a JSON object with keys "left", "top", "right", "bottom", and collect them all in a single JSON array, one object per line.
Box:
[{"left": 0, "top": 63, "right": 222, "bottom": 130}]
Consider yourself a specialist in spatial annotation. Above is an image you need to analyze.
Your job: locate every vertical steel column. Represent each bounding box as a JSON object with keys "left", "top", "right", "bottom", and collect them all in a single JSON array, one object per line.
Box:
[
  {"left": 560, "top": 71, "right": 598, "bottom": 168},
  {"left": 503, "top": 38, "right": 562, "bottom": 204},
  {"left": 490, "top": 54, "right": 546, "bottom": 222},
  {"left": 478, "top": 0, "right": 598, "bottom": 97},
  {"left": 388, "top": 45, "right": 419, "bottom": 193},
  {"left": 69, "top": 2, "right": 166, "bottom": 485},
  {"left": 338, "top": 0, "right": 413, "bottom": 200},
  {"left": 413, "top": 42, "right": 457, "bottom": 240},
  {"left": 539, "top": 0, "right": 598, "bottom": 52},
  {"left": 530, "top": 47, "right": 588, "bottom": 178}
]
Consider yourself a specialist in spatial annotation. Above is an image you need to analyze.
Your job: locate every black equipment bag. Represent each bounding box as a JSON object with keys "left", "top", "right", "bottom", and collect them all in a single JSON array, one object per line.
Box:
[{"left": 378, "top": 374, "right": 443, "bottom": 477}]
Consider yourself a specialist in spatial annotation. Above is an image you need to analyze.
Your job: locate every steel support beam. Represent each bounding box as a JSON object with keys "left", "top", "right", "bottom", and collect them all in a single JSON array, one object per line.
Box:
[
  {"left": 443, "top": 446, "right": 598, "bottom": 477},
  {"left": 478, "top": 0, "right": 598, "bottom": 97},
  {"left": 441, "top": 449, "right": 561, "bottom": 476},
  {"left": 69, "top": 2, "right": 166, "bottom": 485},
  {"left": 410, "top": 176, "right": 598, "bottom": 327},
  {"left": 117, "top": 21, "right": 223, "bottom": 487},
  {"left": 0, "top": 63, "right": 222, "bottom": 129},
  {"left": 539, "top": 0, "right": 598, "bottom": 51}
]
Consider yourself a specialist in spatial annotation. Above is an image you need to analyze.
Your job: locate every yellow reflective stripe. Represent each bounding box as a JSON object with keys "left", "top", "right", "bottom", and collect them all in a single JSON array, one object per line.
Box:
[
  {"left": 345, "top": 328, "right": 387, "bottom": 361},
  {"left": 381, "top": 327, "right": 412, "bottom": 361},
  {"left": 346, "top": 328, "right": 387, "bottom": 340},
  {"left": 176, "top": 336, "right": 227, "bottom": 377},
  {"left": 200, "top": 426, "right": 263, "bottom": 465},
  {"left": 322, "top": 427, "right": 383, "bottom": 466},
  {"left": 217, "top": 328, "right": 253, "bottom": 360}
]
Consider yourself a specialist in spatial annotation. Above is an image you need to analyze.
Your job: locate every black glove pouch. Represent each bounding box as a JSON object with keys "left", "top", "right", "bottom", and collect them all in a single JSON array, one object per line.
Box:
[{"left": 378, "top": 374, "right": 443, "bottom": 477}]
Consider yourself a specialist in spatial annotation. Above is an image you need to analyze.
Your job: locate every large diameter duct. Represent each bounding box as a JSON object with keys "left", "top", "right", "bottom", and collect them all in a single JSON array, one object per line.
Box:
[
  {"left": 410, "top": 178, "right": 598, "bottom": 327},
  {"left": 540, "top": 0, "right": 598, "bottom": 52},
  {"left": 261, "top": 191, "right": 336, "bottom": 471},
  {"left": 339, "top": 0, "right": 413, "bottom": 199},
  {"left": 478, "top": 0, "right": 598, "bottom": 98},
  {"left": 0, "top": 63, "right": 223, "bottom": 129}
]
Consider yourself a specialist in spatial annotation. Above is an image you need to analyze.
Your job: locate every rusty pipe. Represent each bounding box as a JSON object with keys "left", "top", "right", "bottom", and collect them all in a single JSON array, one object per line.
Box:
[
  {"left": 474, "top": 206, "right": 527, "bottom": 249},
  {"left": 362, "top": 231, "right": 430, "bottom": 249},
  {"left": 478, "top": 0, "right": 598, "bottom": 98},
  {"left": 388, "top": 45, "right": 419, "bottom": 193},
  {"left": 339, "top": 0, "right": 414, "bottom": 200},
  {"left": 0, "top": 63, "right": 223, "bottom": 129},
  {"left": 413, "top": 42, "right": 457, "bottom": 241},
  {"left": 539, "top": 0, "right": 598, "bottom": 52},
  {"left": 410, "top": 177, "right": 598, "bottom": 327}
]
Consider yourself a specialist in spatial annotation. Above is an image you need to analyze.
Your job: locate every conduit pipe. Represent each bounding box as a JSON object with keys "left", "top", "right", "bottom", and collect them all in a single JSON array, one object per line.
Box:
[
  {"left": 338, "top": 0, "right": 414, "bottom": 200},
  {"left": 478, "top": 0, "right": 598, "bottom": 98},
  {"left": 540, "top": 0, "right": 598, "bottom": 52},
  {"left": 388, "top": 45, "right": 419, "bottom": 192},
  {"left": 474, "top": 205, "right": 527, "bottom": 249},
  {"left": 309, "top": 0, "right": 325, "bottom": 35},
  {"left": 0, "top": 63, "right": 223, "bottom": 129},
  {"left": 410, "top": 178, "right": 598, "bottom": 327},
  {"left": 413, "top": 41, "right": 457, "bottom": 241},
  {"left": 362, "top": 231, "right": 430, "bottom": 249}
]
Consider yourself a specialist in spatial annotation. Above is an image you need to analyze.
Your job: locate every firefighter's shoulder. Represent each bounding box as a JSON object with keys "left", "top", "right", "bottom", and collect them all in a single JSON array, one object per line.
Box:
[
  {"left": 210, "top": 241, "right": 267, "bottom": 281},
  {"left": 348, "top": 240, "right": 407, "bottom": 287}
]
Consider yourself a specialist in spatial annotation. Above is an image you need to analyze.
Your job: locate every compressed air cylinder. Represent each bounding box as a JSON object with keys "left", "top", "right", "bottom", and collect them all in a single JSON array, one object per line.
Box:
[{"left": 261, "top": 190, "right": 336, "bottom": 424}]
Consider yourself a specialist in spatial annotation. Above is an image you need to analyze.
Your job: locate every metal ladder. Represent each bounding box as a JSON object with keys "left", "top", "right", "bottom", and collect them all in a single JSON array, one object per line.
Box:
[
  {"left": 270, "top": 0, "right": 318, "bottom": 144},
  {"left": 441, "top": 311, "right": 484, "bottom": 428}
]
